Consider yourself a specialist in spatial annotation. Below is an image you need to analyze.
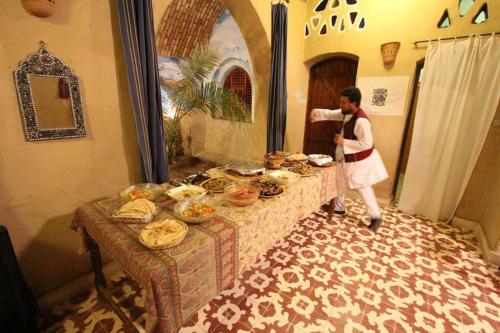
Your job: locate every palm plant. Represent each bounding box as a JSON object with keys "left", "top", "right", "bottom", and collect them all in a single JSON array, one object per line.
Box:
[{"left": 161, "top": 45, "right": 251, "bottom": 163}]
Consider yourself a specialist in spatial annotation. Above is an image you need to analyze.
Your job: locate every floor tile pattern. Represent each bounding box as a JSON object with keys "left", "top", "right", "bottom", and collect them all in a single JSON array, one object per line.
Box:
[{"left": 40, "top": 199, "right": 500, "bottom": 333}]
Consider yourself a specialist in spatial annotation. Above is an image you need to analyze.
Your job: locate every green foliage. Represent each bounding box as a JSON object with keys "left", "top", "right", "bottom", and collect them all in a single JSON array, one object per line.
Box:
[{"left": 162, "top": 45, "right": 251, "bottom": 162}]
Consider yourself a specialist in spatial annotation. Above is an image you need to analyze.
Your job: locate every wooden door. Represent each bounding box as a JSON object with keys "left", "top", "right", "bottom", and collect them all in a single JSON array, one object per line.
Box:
[{"left": 303, "top": 57, "right": 358, "bottom": 157}]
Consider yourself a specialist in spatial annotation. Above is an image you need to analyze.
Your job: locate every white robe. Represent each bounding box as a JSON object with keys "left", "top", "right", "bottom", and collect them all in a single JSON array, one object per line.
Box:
[{"left": 312, "top": 108, "right": 388, "bottom": 189}]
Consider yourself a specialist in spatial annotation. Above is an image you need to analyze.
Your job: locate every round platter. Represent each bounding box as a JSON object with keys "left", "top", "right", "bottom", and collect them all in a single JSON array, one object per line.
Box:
[
  {"left": 259, "top": 189, "right": 285, "bottom": 199},
  {"left": 200, "top": 176, "right": 234, "bottom": 193},
  {"left": 289, "top": 165, "right": 320, "bottom": 177},
  {"left": 138, "top": 219, "right": 188, "bottom": 250}
]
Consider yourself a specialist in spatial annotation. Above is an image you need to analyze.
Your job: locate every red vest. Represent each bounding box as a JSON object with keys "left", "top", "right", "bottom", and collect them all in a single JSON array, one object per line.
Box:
[{"left": 343, "top": 108, "right": 374, "bottom": 162}]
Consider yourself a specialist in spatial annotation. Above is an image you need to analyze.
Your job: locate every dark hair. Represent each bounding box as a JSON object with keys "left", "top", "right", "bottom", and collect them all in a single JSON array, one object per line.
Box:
[{"left": 340, "top": 86, "right": 361, "bottom": 107}]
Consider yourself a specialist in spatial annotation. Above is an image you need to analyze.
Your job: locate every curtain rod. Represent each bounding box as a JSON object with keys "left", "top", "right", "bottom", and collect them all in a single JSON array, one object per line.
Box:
[{"left": 414, "top": 32, "right": 499, "bottom": 47}]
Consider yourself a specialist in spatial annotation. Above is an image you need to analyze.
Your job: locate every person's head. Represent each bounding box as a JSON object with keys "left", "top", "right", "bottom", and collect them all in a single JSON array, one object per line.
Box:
[{"left": 339, "top": 86, "right": 361, "bottom": 114}]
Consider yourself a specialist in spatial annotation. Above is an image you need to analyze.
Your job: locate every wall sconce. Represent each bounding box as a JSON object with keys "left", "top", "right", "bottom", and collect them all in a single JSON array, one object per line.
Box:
[
  {"left": 22, "top": 0, "right": 56, "bottom": 18},
  {"left": 380, "top": 41, "right": 400, "bottom": 66}
]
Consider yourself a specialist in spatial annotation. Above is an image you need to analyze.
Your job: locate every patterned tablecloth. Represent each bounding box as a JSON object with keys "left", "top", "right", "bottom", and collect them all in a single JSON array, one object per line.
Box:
[{"left": 73, "top": 165, "right": 337, "bottom": 333}]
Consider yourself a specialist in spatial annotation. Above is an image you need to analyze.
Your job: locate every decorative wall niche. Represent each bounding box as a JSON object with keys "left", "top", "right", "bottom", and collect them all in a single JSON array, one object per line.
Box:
[
  {"left": 472, "top": 3, "right": 488, "bottom": 24},
  {"left": 438, "top": 9, "right": 451, "bottom": 28},
  {"left": 315, "top": 0, "right": 329, "bottom": 12},
  {"left": 305, "top": 0, "right": 366, "bottom": 37},
  {"left": 438, "top": 2, "right": 489, "bottom": 28},
  {"left": 459, "top": 0, "right": 475, "bottom": 16}
]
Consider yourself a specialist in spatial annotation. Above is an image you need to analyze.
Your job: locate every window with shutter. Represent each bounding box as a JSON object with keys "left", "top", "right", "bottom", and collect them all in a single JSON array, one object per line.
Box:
[
  {"left": 223, "top": 67, "right": 252, "bottom": 109},
  {"left": 217, "top": 67, "right": 253, "bottom": 122}
]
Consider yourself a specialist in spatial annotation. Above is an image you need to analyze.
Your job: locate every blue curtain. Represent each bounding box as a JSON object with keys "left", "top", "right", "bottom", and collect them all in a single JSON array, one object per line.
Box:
[
  {"left": 116, "top": 0, "right": 169, "bottom": 183},
  {"left": 267, "top": 2, "right": 288, "bottom": 153}
]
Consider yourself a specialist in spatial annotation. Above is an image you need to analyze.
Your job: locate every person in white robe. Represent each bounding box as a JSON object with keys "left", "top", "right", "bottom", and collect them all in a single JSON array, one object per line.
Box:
[{"left": 311, "top": 86, "right": 388, "bottom": 231}]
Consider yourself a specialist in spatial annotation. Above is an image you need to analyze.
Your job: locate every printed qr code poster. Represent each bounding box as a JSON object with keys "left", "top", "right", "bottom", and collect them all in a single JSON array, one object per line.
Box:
[{"left": 357, "top": 76, "right": 410, "bottom": 116}]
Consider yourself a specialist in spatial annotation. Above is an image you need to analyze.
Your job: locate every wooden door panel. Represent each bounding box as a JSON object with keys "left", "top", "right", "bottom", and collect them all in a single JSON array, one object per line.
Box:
[{"left": 303, "top": 57, "right": 358, "bottom": 157}]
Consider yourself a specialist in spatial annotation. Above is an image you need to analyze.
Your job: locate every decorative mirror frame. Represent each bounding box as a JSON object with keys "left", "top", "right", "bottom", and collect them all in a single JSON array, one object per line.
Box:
[{"left": 13, "top": 42, "right": 87, "bottom": 141}]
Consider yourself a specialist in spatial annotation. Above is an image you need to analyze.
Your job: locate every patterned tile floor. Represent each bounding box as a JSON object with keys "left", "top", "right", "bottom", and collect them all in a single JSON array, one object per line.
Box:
[{"left": 39, "top": 199, "right": 500, "bottom": 333}]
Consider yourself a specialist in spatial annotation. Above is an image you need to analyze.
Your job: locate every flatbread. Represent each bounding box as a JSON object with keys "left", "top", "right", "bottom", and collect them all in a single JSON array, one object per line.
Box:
[
  {"left": 116, "top": 199, "right": 156, "bottom": 217},
  {"left": 140, "top": 219, "right": 187, "bottom": 247}
]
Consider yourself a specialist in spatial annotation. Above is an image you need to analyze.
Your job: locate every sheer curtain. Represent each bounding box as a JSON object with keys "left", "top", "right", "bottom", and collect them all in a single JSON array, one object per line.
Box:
[{"left": 399, "top": 35, "right": 500, "bottom": 221}]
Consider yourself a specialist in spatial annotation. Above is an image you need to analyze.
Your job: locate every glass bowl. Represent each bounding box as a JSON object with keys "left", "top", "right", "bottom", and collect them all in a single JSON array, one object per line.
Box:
[
  {"left": 264, "top": 153, "right": 285, "bottom": 169},
  {"left": 118, "top": 183, "right": 163, "bottom": 202},
  {"left": 173, "top": 198, "right": 216, "bottom": 224},
  {"left": 224, "top": 183, "right": 260, "bottom": 207}
]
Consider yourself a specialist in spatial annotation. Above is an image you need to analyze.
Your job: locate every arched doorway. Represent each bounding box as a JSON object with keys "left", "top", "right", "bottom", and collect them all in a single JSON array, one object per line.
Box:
[
  {"left": 154, "top": 0, "right": 270, "bottom": 163},
  {"left": 303, "top": 57, "right": 358, "bottom": 156}
]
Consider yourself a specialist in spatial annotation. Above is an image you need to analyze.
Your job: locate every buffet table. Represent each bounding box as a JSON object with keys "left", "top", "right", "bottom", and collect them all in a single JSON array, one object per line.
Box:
[{"left": 73, "top": 165, "right": 337, "bottom": 333}]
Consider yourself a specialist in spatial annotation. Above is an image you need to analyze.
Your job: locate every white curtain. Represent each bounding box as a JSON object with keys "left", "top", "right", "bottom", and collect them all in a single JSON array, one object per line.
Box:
[{"left": 399, "top": 35, "right": 500, "bottom": 221}]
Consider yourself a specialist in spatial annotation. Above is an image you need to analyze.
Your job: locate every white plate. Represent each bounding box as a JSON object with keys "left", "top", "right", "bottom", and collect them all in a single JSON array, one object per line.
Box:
[
  {"left": 308, "top": 154, "right": 333, "bottom": 166},
  {"left": 166, "top": 185, "right": 208, "bottom": 201}
]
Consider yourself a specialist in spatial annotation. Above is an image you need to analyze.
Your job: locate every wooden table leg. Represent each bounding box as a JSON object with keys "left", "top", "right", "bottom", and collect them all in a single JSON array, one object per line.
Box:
[
  {"left": 83, "top": 229, "right": 140, "bottom": 333},
  {"left": 84, "top": 229, "right": 107, "bottom": 295}
]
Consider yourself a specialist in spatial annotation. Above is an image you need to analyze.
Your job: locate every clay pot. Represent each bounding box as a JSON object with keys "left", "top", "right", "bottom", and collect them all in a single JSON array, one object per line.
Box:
[
  {"left": 380, "top": 41, "right": 400, "bottom": 66},
  {"left": 22, "top": 0, "right": 56, "bottom": 18}
]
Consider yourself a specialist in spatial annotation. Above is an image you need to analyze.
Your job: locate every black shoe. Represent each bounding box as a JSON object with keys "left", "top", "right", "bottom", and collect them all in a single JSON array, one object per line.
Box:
[
  {"left": 368, "top": 218, "right": 382, "bottom": 232},
  {"left": 328, "top": 198, "right": 346, "bottom": 219}
]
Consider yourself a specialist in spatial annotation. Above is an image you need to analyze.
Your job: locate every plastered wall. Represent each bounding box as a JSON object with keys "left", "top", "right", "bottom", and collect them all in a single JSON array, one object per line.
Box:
[
  {"left": 287, "top": 0, "right": 500, "bottom": 199},
  {"left": 0, "top": 0, "right": 140, "bottom": 296}
]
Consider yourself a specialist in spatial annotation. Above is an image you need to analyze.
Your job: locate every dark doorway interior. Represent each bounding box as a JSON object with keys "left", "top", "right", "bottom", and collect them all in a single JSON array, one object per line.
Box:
[{"left": 393, "top": 60, "right": 425, "bottom": 205}]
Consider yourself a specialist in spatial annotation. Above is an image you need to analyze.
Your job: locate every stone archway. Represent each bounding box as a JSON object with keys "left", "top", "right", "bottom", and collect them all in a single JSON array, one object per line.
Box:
[{"left": 153, "top": 0, "right": 271, "bottom": 162}]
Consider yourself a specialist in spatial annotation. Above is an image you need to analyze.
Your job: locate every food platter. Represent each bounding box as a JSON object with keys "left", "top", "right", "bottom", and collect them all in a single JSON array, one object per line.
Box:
[
  {"left": 173, "top": 199, "right": 216, "bottom": 224},
  {"left": 118, "top": 183, "right": 163, "bottom": 202},
  {"left": 286, "top": 153, "right": 308, "bottom": 161},
  {"left": 166, "top": 185, "right": 208, "bottom": 201},
  {"left": 226, "top": 169, "right": 263, "bottom": 180},
  {"left": 111, "top": 198, "right": 159, "bottom": 224},
  {"left": 224, "top": 183, "right": 260, "bottom": 206},
  {"left": 138, "top": 219, "right": 188, "bottom": 250},
  {"left": 200, "top": 177, "right": 234, "bottom": 193},
  {"left": 289, "top": 163, "right": 320, "bottom": 177},
  {"left": 225, "top": 161, "right": 265, "bottom": 176},
  {"left": 265, "top": 170, "right": 300, "bottom": 185},
  {"left": 251, "top": 180, "right": 285, "bottom": 198},
  {"left": 282, "top": 159, "right": 304, "bottom": 168}
]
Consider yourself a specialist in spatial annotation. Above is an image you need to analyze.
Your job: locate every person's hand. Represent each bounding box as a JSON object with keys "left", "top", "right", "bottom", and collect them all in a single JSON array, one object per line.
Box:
[
  {"left": 310, "top": 110, "right": 318, "bottom": 122},
  {"left": 334, "top": 134, "right": 344, "bottom": 145}
]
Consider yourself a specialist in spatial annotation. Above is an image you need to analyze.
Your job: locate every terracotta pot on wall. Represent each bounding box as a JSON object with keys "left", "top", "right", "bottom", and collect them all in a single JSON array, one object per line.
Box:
[
  {"left": 380, "top": 41, "right": 401, "bottom": 66},
  {"left": 22, "top": 0, "right": 56, "bottom": 18}
]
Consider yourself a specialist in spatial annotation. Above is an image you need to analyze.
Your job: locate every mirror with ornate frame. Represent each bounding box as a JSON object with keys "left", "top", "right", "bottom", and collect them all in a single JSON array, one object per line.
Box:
[{"left": 14, "top": 42, "right": 87, "bottom": 141}]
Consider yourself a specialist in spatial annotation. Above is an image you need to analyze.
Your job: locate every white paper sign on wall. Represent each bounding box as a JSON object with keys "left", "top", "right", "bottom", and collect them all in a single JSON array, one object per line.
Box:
[{"left": 357, "top": 76, "right": 410, "bottom": 116}]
